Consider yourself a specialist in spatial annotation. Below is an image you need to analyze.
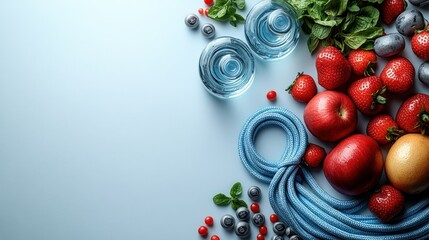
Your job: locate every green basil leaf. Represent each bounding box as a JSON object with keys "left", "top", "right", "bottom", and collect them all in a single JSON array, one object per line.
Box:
[
  {"left": 307, "top": 34, "right": 320, "bottom": 54},
  {"left": 230, "top": 182, "right": 242, "bottom": 198},
  {"left": 213, "top": 193, "right": 232, "bottom": 206},
  {"left": 231, "top": 198, "right": 247, "bottom": 210},
  {"left": 233, "top": 0, "right": 246, "bottom": 10},
  {"left": 312, "top": 23, "right": 332, "bottom": 39}
]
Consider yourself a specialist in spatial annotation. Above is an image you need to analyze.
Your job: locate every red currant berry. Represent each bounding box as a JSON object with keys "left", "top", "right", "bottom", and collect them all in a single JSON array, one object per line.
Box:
[
  {"left": 250, "top": 203, "right": 260, "bottom": 213},
  {"left": 211, "top": 235, "right": 220, "bottom": 240},
  {"left": 198, "top": 226, "right": 208, "bottom": 237},
  {"left": 257, "top": 233, "right": 265, "bottom": 240},
  {"left": 270, "top": 214, "right": 278, "bottom": 223},
  {"left": 204, "top": 0, "right": 214, "bottom": 6},
  {"left": 198, "top": 8, "right": 204, "bottom": 15},
  {"left": 259, "top": 225, "right": 268, "bottom": 235},
  {"left": 205, "top": 8, "right": 209, "bottom": 17},
  {"left": 205, "top": 216, "right": 214, "bottom": 226},
  {"left": 266, "top": 90, "right": 277, "bottom": 101}
]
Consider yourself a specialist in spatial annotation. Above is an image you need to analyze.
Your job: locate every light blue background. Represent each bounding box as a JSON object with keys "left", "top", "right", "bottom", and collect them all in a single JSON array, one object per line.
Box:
[{"left": 0, "top": 1, "right": 427, "bottom": 240}]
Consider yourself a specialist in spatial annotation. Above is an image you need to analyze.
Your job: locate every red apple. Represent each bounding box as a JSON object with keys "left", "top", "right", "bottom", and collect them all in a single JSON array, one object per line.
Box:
[
  {"left": 303, "top": 90, "right": 357, "bottom": 142},
  {"left": 323, "top": 134, "right": 384, "bottom": 196}
]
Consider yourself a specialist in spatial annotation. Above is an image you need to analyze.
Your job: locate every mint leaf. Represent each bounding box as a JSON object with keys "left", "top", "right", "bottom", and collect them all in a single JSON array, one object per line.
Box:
[
  {"left": 312, "top": 24, "right": 332, "bottom": 39},
  {"left": 314, "top": 19, "right": 338, "bottom": 27},
  {"left": 337, "top": 0, "right": 349, "bottom": 16},
  {"left": 213, "top": 193, "right": 232, "bottom": 206},
  {"left": 233, "top": 0, "right": 245, "bottom": 10},
  {"left": 323, "top": 0, "right": 341, "bottom": 16},
  {"left": 228, "top": 6, "right": 236, "bottom": 15},
  {"left": 231, "top": 198, "right": 247, "bottom": 210},
  {"left": 308, "top": 34, "right": 320, "bottom": 53},
  {"left": 360, "top": 39, "right": 375, "bottom": 50},
  {"left": 288, "top": 0, "right": 312, "bottom": 12},
  {"left": 301, "top": 17, "right": 314, "bottom": 34},
  {"left": 347, "top": 4, "right": 360, "bottom": 12},
  {"left": 342, "top": 12, "right": 357, "bottom": 31},
  {"left": 356, "top": 27, "right": 383, "bottom": 38},
  {"left": 308, "top": 4, "right": 324, "bottom": 21},
  {"left": 363, "top": 0, "right": 383, "bottom": 3},
  {"left": 234, "top": 13, "right": 245, "bottom": 23},
  {"left": 344, "top": 35, "right": 367, "bottom": 49},
  {"left": 230, "top": 182, "right": 242, "bottom": 198},
  {"left": 207, "top": 0, "right": 246, "bottom": 26},
  {"left": 216, "top": 0, "right": 228, "bottom": 4},
  {"left": 230, "top": 15, "right": 237, "bottom": 27},
  {"left": 334, "top": 38, "right": 345, "bottom": 52},
  {"left": 217, "top": 6, "right": 228, "bottom": 18},
  {"left": 208, "top": 5, "right": 226, "bottom": 19},
  {"left": 360, "top": 6, "right": 379, "bottom": 25}
]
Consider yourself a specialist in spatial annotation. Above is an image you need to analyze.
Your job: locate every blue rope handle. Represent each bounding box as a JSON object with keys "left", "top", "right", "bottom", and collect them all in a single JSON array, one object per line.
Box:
[{"left": 238, "top": 106, "right": 429, "bottom": 239}]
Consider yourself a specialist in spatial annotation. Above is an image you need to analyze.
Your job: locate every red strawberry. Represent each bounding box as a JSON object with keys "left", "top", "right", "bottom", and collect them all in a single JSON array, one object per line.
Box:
[
  {"left": 411, "top": 28, "right": 429, "bottom": 60},
  {"left": 348, "top": 49, "right": 377, "bottom": 77},
  {"left": 380, "top": 57, "right": 414, "bottom": 94},
  {"left": 286, "top": 72, "right": 317, "bottom": 103},
  {"left": 302, "top": 143, "right": 326, "bottom": 168},
  {"left": 316, "top": 46, "right": 351, "bottom": 90},
  {"left": 380, "top": 0, "right": 407, "bottom": 25},
  {"left": 368, "top": 185, "right": 405, "bottom": 222},
  {"left": 396, "top": 93, "right": 429, "bottom": 134},
  {"left": 367, "top": 114, "right": 403, "bottom": 144},
  {"left": 347, "top": 76, "right": 387, "bottom": 116}
]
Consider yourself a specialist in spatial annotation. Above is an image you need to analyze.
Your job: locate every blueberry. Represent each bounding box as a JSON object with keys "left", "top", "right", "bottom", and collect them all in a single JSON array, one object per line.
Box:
[
  {"left": 236, "top": 207, "right": 250, "bottom": 221},
  {"left": 374, "top": 33, "right": 405, "bottom": 58},
  {"left": 248, "top": 186, "right": 261, "bottom": 201},
  {"left": 220, "top": 214, "right": 235, "bottom": 230},
  {"left": 395, "top": 9, "right": 425, "bottom": 36},
  {"left": 418, "top": 62, "right": 429, "bottom": 86},
  {"left": 184, "top": 14, "right": 199, "bottom": 29}
]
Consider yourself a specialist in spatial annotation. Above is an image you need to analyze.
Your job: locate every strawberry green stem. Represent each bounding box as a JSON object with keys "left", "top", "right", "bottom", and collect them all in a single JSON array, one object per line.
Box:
[
  {"left": 364, "top": 62, "right": 377, "bottom": 77},
  {"left": 371, "top": 86, "right": 387, "bottom": 110}
]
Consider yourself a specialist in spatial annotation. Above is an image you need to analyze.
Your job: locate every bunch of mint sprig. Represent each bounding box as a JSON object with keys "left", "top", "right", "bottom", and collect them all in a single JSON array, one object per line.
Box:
[
  {"left": 208, "top": 0, "right": 246, "bottom": 27},
  {"left": 287, "top": 0, "right": 384, "bottom": 54}
]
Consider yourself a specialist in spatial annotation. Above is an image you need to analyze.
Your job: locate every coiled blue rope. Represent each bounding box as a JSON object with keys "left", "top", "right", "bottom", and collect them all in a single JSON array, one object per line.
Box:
[{"left": 238, "top": 106, "right": 429, "bottom": 240}]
